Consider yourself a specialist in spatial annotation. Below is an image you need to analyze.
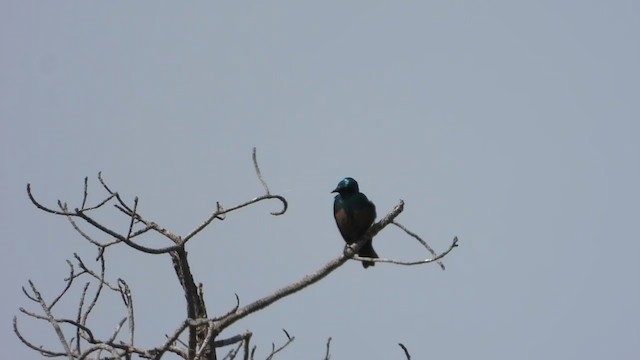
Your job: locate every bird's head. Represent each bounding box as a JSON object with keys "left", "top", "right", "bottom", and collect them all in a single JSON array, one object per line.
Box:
[{"left": 332, "top": 177, "right": 359, "bottom": 194}]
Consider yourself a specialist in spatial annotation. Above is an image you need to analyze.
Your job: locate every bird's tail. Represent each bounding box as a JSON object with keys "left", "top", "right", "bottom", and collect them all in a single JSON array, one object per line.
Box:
[{"left": 359, "top": 239, "right": 378, "bottom": 269}]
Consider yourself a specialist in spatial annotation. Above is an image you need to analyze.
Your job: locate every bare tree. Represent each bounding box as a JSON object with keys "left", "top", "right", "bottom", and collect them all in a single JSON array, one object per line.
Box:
[{"left": 14, "top": 148, "right": 459, "bottom": 359}]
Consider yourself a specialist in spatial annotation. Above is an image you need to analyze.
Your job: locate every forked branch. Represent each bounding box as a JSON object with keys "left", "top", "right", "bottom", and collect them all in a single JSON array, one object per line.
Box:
[{"left": 17, "top": 148, "right": 459, "bottom": 360}]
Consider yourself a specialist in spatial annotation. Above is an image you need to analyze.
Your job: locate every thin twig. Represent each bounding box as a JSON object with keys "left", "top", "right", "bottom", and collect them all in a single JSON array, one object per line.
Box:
[
  {"left": 64, "top": 210, "right": 114, "bottom": 248},
  {"left": 265, "top": 329, "right": 294, "bottom": 360},
  {"left": 194, "top": 320, "right": 216, "bottom": 360},
  {"left": 253, "top": 147, "right": 270, "bottom": 195},
  {"left": 117, "top": 279, "right": 135, "bottom": 346},
  {"left": 76, "top": 282, "right": 90, "bottom": 348},
  {"left": 352, "top": 236, "right": 458, "bottom": 266},
  {"left": 183, "top": 194, "right": 287, "bottom": 244},
  {"left": 81, "top": 254, "right": 106, "bottom": 324},
  {"left": 81, "top": 176, "right": 89, "bottom": 210},
  {"left": 106, "top": 317, "right": 128, "bottom": 343},
  {"left": 243, "top": 332, "right": 252, "bottom": 360},
  {"left": 49, "top": 260, "right": 75, "bottom": 310},
  {"left": 211, "top": 294, "right": 240, "bottom": 321},
  {"left": 152, "top": 320, "right": 190, "bottom": 360},
  {"left": 393, "top": 221, "right": 446, "bottom": 270},
  {"left": 13, "top": 317, "right": 68, "bottom": 357},
  {"left": 323, "top": 337, "right": 332, "bottom": 360},
  {"left": 77, "top": 192, "right": 116, "bottom": 212},
  {"left": 398, "top": 343, "right": 411, "bottom": 360},
  {"left": 55, "top": 318, "right": 96, "bottom": 342},
  {"left": 221, "top": 341, "right": 244, "bottom": 360},
  {"left": 74, "top": 254, "right": 119, "bottom": 291},
  {"left": 21, "top": 285, "right": 38, "bottom": 303},
  {"left": 27, "top": 280, "right": 74, "bottom": 359}
]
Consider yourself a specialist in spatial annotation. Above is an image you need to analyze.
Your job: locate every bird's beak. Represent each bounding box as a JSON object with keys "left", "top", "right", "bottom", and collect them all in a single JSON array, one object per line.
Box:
[{"left": 331, "top": 187, "right": 339, "bottom": 194}]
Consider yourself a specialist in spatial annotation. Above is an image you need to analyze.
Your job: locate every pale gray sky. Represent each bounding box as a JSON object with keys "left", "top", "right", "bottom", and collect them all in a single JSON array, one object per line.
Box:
[{"left": 2, "top": 2, "right": 639, "bottom": 359}]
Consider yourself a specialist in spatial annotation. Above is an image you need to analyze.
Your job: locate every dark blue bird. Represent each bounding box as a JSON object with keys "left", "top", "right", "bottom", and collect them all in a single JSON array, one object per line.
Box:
[{"left": 332, "top": 177, "right": 378, "bottom": 268}]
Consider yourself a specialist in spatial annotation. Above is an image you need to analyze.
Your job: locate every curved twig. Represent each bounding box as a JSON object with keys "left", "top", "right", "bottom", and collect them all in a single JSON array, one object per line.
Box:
[
  {"left": 392, "top": 221, "right": 447, "bottom": 270},
  {"left": 352, "top": 236, "right": 458, "bottom": 266},
  {"left": 183, "top": 194, "right": 287, "bottom": 243},
  {"left": 56, "top": 318, "right": 96, "bottom": 343},
  {"left": 253, "top": 147, "right": 271, "bottom": 195},
  {"left": 212, "top": 293, "right": 241, "bottom": 321},
  {"left": 26, "top": 184, "right": 72, "bottom": 215},
  {"left": 398, "top": 343, "right": 411, "bottom": 360},
  {"left": 13, "top": 317, "right": 68, "bottom": 357}
]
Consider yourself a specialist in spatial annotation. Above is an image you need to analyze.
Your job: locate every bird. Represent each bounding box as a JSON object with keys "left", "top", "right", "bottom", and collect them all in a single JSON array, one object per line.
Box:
[{"left": 332, "top": 177, "right": 378, "bottom": 268}]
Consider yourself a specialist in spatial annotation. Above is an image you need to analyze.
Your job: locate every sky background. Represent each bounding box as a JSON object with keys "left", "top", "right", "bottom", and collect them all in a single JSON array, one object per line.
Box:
[{"left": 2, "top": 2, "right": 639, "bottom": 359}]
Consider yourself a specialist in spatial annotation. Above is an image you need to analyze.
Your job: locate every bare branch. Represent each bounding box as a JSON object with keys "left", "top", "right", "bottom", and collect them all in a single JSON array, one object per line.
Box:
[
  {"left": 75, "top": 192, "right": 116, "bottom": 212},
  {"left": 352, "top": 236, "right": 459, "bottom": 266},
  {"left": 183, "top": 194, "right": 287, "bottom": 243},
  {"left": 64, "top": 211, "right": 117, "bottom": 248},
  {"left": 194, "top": 320, "right": 216, "bottom": 360},
  {"left": 29, "top": 160, "right": 288, "bottom": 255},
  {"left": 105, "top": 317, "right": 128, "bottom": 343},
  {"left": 81, "top": 254, "right": 107, "bottom": 324},
  {"left": 27, "top": 183, "right": 74, "bottom": 216},
  {"left": 75, "top": 282, "right": 90, "bottom": 349},
  {"left": 253, "top": 147, "right": 270, "bottom": 195},
  {"left": 55, "top": 318, "right": 96, "bottom": 343},
  {"left": 264, "top": 330, "right": 294, "bottom": 360},
  {"left": 125, "top": 196, "right": 139, "bottom": 243},
  {"left": 243, "top": 333, "right": 252, "bottom": 360},
  {"left": 214, "top": 331, "right": 251, "bottom": 347},
  {"left": 184, "top": 147, "right": 285, "bottom": 243},
  {"left": 151, "top": 320, "right": 190, "bottom": 360},
  {"left": 20, "top": 149, "right": 459, "bottom": 360},
  {"left": 323, "top": 337, "right": 332, "bottom": 360},
  {"left": 97, "top": 171, "right": 114, "bottom": 195},
  {"left": 19, "top": 307, "right": 50, "bottom": 320},
  {"left": 13, "top": 316, "right": 68, "bottom": 358},
  {"left": 21, "top": 285, "right": 38, "bottom": 303},
  {"left": 117, "top": 278, "right": 135, "bottom": 345},
  {"left": 211, "top": 293, "right": 240, "bottom": 322},
  {"left": 221, "top": 341, "right": 244, "bottom": 360},
  {"left": 398, "top": 343, "right": 411, "bottom": 360},
  {"left": 81, "top": 176, "right": 89, "bottom": 210},
  {"left": 49, "top": 260, "right": 75, "bottom": 310},
  {"left": 392, "top": 221, "right": 446, "bottom": 270},
  {"left": 27, "top": 280, "right": 74, "bottom": 359},
  {"left": 74, "top": 254, "right": 119, "bottom": 291}
]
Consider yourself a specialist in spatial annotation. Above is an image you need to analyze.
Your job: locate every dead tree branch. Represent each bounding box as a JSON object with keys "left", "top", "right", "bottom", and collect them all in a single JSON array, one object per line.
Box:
[
  {"left": 398, "top": 343, "right": 411, "bottom": 360},
  {"left": 323, "top": 337, "right": 332, "bottom": 360},
  {"left": 16, "top": 148, "right": 458, "bottom": 359}
]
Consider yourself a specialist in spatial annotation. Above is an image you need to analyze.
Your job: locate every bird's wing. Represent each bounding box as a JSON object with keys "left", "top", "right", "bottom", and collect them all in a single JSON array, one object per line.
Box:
[
  {"left": 352, "top": 197, "right": 376, "bottom": 236},
  {"left": 333, "top": 207, "right": 355, "bottom": 242}
]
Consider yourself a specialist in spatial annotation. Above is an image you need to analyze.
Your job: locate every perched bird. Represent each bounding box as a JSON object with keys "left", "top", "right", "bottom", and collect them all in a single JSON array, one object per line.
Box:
[{"left": 332, "top": 177, "right": 378, "bottom": 268}]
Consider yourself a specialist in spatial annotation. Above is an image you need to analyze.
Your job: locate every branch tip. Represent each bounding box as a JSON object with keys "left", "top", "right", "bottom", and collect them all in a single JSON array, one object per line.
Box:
[{"left": 398, "top": 343, "right": 411, "bottom": 360}]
